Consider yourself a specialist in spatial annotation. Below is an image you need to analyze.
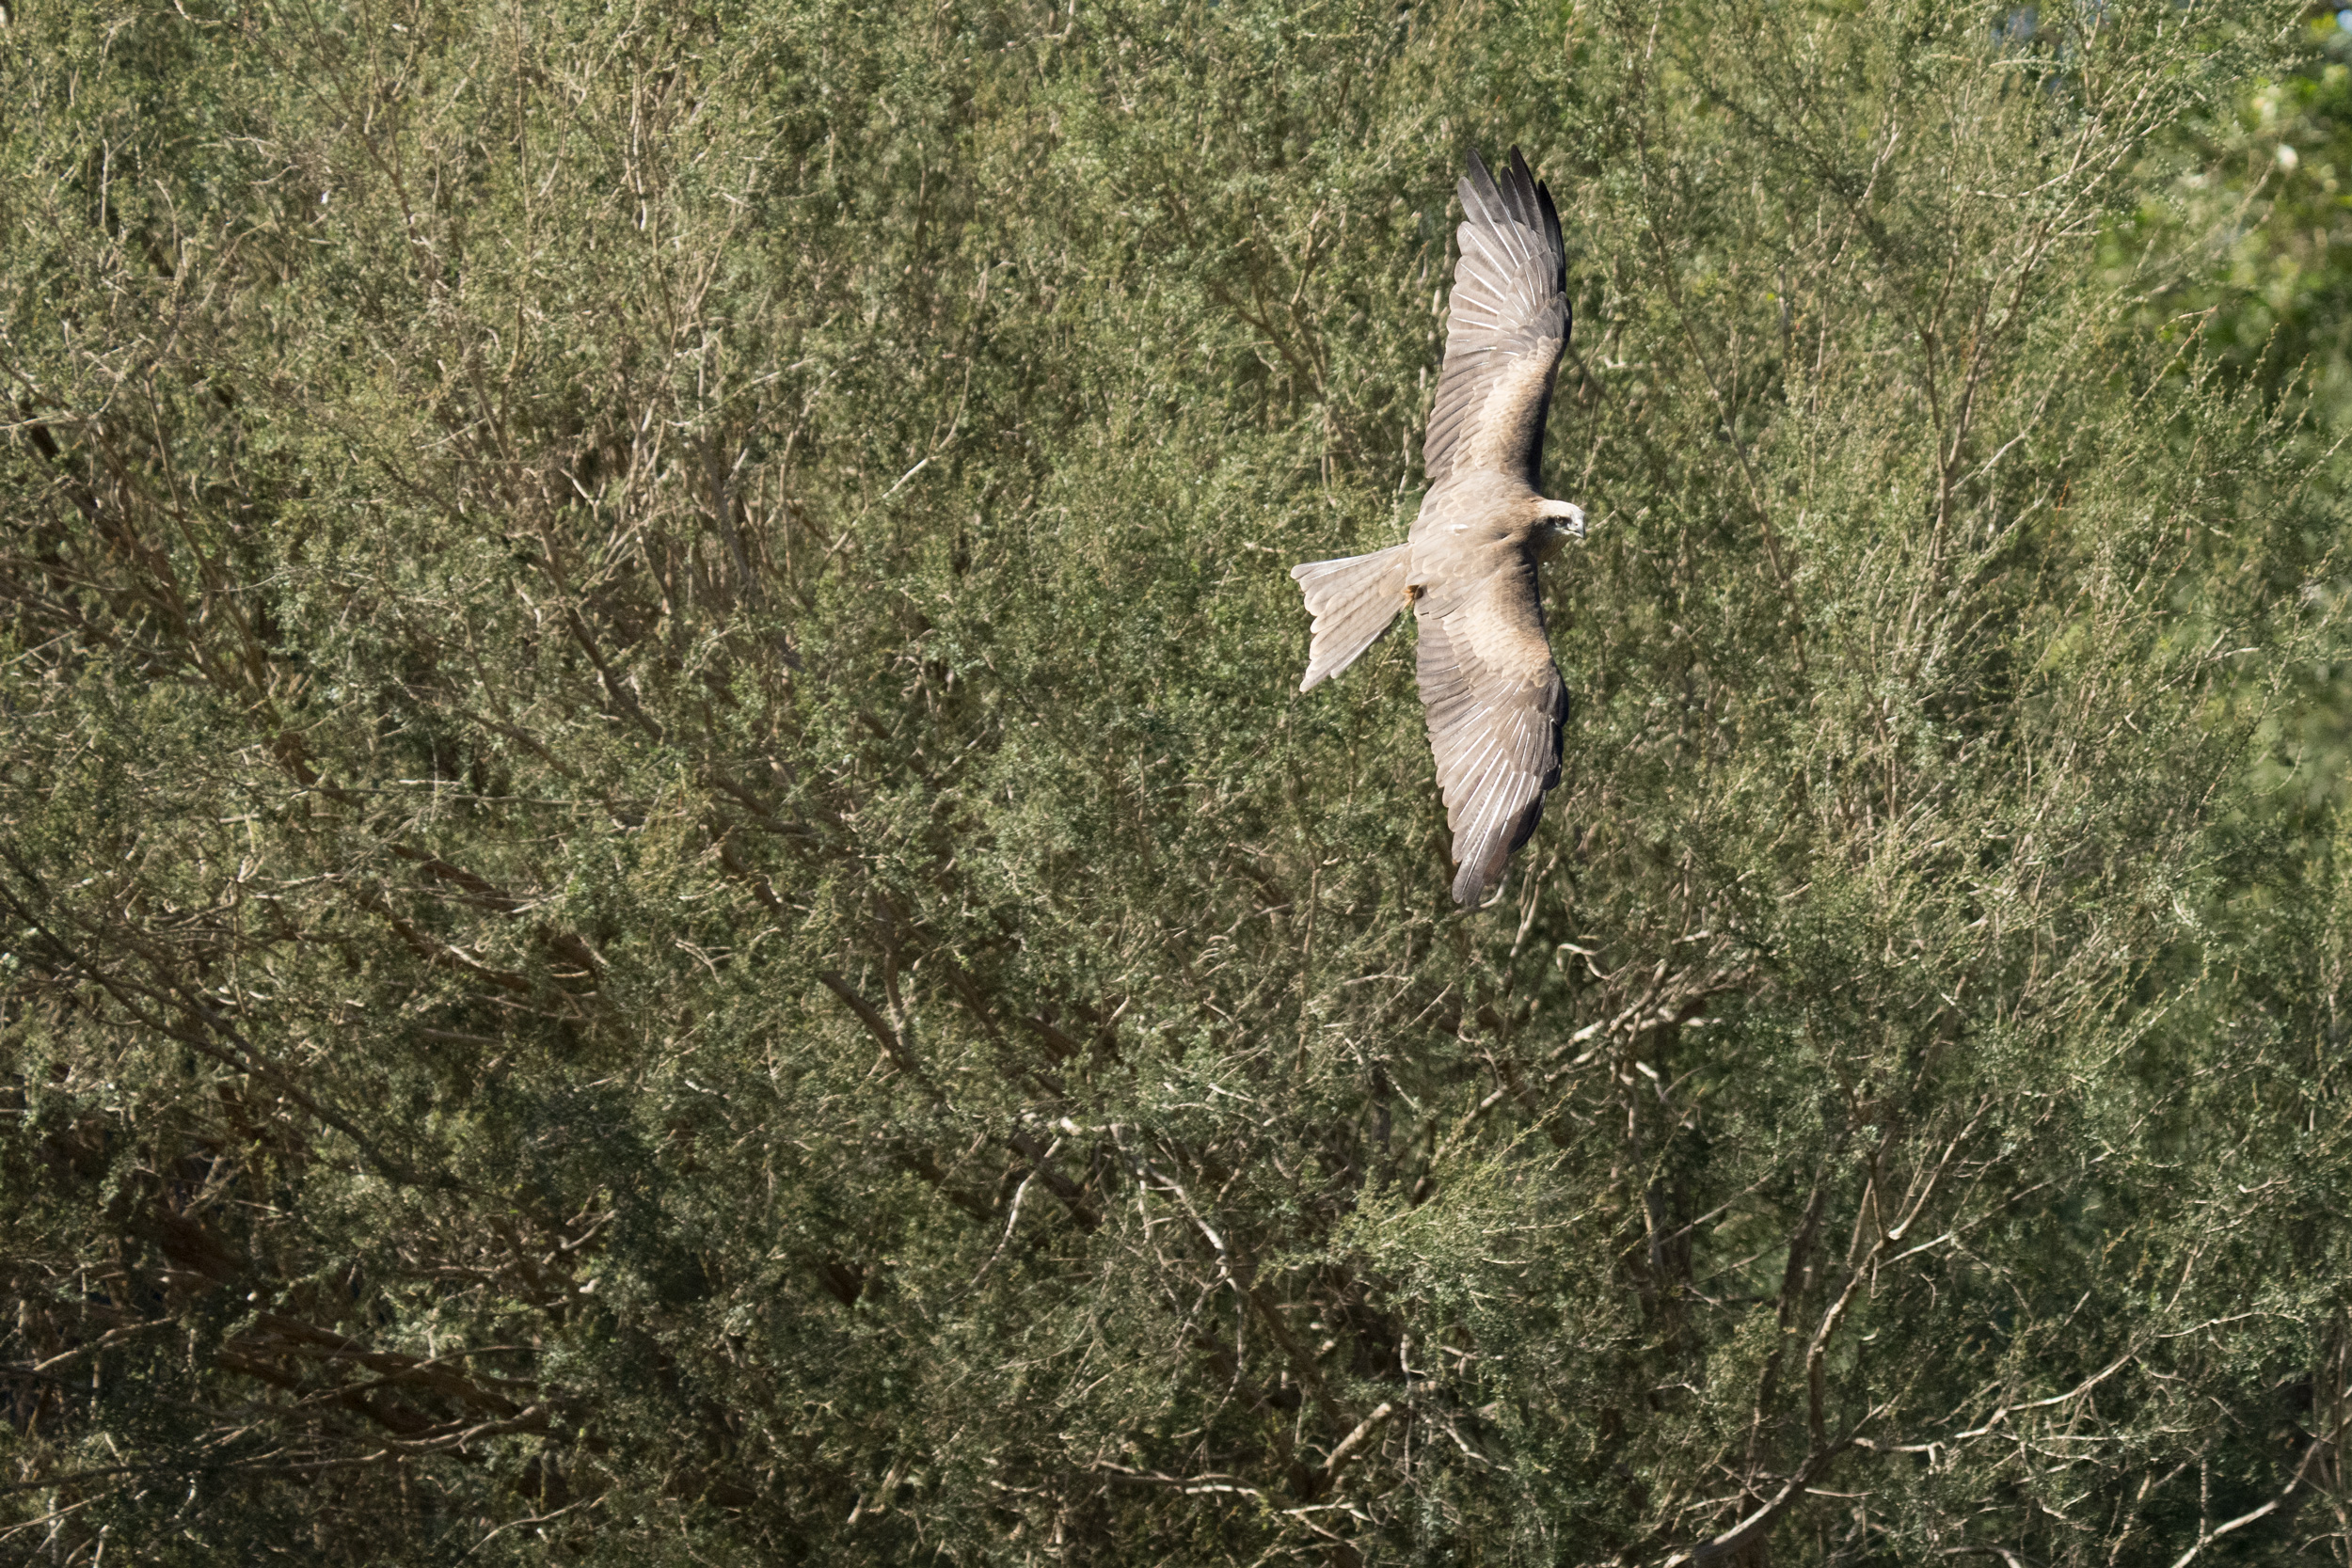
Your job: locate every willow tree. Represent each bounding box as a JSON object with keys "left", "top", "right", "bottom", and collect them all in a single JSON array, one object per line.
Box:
[{"left": 5, "top": 0, "right": 2348, "bottom": 1562}]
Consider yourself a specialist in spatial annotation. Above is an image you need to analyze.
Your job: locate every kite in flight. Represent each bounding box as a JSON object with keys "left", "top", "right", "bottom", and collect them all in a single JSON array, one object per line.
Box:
[{"left": 1290, "top": 147, "right": 1586, "bottom": 910}]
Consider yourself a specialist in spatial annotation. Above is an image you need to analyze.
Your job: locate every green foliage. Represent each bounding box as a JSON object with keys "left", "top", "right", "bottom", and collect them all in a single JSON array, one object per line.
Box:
[
  {"left": 4, "top": 0, "right": 2350, "bottom": 1562},
  {"left": 2137, "top": 10, "right": 2352, "bottom": 415}
]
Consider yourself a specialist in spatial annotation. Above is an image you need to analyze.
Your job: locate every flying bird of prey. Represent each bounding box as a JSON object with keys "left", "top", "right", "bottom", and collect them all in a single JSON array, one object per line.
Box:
[{"left": 1290, "top": 147, "right": 1586, "bottom": 910}]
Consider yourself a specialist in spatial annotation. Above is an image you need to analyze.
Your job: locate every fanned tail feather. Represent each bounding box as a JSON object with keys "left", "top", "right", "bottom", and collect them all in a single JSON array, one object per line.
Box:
[{"left": 1291, "top": 545, "right": 1410, "bottom": 691}]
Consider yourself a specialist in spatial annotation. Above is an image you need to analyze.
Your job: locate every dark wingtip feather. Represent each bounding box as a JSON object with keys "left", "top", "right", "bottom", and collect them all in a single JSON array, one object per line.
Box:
[
  {"left": 1518, "top": 153, "right": 1569, "bottom": 314},
  {"left": 1462, "top": 146, "right": 1497, "bottom": 202},
  {"left": 1505, "top": 146, "right": 1536, "bottom": 226}
]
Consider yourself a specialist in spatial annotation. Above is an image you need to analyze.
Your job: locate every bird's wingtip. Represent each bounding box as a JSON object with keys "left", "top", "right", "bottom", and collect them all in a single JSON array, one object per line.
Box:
[
  {"left": 1461, "top": 145, "right": 1503, "bottom": 210},
  {"left": 1450, "top": 862, "right": 1494, "bottom": 911}
]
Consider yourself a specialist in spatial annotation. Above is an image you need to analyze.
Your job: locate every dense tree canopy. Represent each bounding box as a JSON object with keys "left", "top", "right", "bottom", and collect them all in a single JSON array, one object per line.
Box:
[{"left": 7, "top": 0, "right": 2352, "bottom": 1562}]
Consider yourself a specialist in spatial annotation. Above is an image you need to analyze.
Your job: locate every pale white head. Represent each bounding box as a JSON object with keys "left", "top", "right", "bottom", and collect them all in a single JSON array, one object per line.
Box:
[{"left": 1537, "top": 498, "right": 1587, "bottom": 542}]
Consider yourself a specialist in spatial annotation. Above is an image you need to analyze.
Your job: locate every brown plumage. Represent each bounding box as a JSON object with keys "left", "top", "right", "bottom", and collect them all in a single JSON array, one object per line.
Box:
[{"left": 1291, "top": 147, "right": 1586, "bottom": 909}]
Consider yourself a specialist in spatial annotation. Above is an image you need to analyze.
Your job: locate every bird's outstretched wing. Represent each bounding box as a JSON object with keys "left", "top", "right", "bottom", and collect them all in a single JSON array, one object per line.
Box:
[
  {"left": 1415, "top": 546, "right": 1567, "bottom": 909},
  {"left": 1422, "top": 148, "right": 1569, "bottom": 489}
]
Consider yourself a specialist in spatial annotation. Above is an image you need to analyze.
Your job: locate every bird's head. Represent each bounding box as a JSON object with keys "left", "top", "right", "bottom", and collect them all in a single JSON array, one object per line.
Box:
[{"left": 1536, "top": 498, "right": 1587, "bottom": 546}]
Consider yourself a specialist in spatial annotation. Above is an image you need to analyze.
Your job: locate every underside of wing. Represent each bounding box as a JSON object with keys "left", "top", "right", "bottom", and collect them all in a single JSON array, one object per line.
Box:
[
  {"left": 1423, "top": 147, "right": 1569, "bottom": 490},
  {"left": 1414, "top": 548, "right": 1567, "bottom": 909}
]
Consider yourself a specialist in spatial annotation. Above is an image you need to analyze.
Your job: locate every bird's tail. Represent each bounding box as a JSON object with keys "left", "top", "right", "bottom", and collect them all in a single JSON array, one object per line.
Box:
[{"left": 1290, "top": 545, "right": 1411, "bottom": 692}]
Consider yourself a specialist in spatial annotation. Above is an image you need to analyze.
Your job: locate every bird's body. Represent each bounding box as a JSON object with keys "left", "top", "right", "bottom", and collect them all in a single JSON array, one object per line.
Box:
[{"left": 1290, "top": 148, "right": 1584, "bottom": 909}]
